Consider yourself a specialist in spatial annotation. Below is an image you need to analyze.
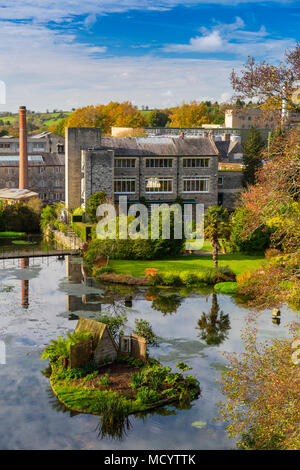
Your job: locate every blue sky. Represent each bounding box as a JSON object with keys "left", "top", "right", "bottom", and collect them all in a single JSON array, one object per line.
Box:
[{"left": 0, "top": 1, "right": 299, "bottom": 111}]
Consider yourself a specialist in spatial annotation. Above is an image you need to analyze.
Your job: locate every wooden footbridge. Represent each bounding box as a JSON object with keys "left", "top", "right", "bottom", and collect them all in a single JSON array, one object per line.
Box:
[{"left": 0, "top": 248, "right": 81, "bottom": 260}]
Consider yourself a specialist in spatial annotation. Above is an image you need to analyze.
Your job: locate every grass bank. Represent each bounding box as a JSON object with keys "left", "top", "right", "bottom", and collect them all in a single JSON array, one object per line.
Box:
[{"left": 109, "top": 253, "right": 265, "bottom": 278}]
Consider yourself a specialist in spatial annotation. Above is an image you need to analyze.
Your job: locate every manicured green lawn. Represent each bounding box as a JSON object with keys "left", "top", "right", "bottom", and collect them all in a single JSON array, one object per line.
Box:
[{"left": 109, "top": 253, "right": 265, "bottom": 278}]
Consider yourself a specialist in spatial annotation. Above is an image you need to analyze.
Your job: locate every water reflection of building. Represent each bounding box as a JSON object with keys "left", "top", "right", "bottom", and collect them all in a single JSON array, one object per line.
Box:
[
  {"left": 65, "top": 256, "right": 102, "bottom": 313},
  {"left": 21, "top": 257, "right": 29, "bottom": 309}
]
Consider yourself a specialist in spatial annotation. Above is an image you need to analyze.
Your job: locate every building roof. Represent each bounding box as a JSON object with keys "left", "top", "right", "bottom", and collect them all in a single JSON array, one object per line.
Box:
[
  {"left": 100, "top": 136, "right": 219, "bottom": 156},
  {"left": 214, "top": 140, "right": 243, "bottom": 158},
  {"left": 0, "top": 153, "right": 64, "bottom": 166},
  {"left": 0, "top": 188, "right": 39, "bottom": 201}
]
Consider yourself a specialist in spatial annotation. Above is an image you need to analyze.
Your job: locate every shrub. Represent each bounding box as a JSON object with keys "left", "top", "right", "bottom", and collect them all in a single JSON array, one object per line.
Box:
[
  {"left": 179, "top": 271, "right": 198, "bottom": 287},
  {"left": 86, "top": 191, "right": 107, "bottom": 223},
  {"left": 230, "top": 207, "right": 271, "bottom": 253},
  {"left": 135, "top": 386, "right": 161, "bottom": 404},
  {"left": 133, "top": 319, "right": 159, "bottom": 347},
  {"left": 95, "top": 266, "right": 115, "bottom": 275},
  {"left": 265, "top": 248, "right": 282, "bottom": 259},
  {"left": 95, "top": 313, "right": 127, "bottom": 342},
  {"left": 144, "top": 268, "right": 159, "bottom": 279},
  {"left": 98, "top": 373, "right": 110, "bottom": 386},
  {"left": 41, "top": 331, "right": 93, "bottom": 362},
  {"left": 214, "top": 282, "right": 237, "bottom": 295},
  {"left": 161, "top": 271, "right": 182, "bottom": 286}
]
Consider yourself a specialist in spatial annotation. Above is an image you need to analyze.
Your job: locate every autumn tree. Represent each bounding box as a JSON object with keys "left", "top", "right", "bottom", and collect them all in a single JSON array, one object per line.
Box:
[
  {"left": 169, "top": 101, "right": 214, "bottom": 127},
  {"left": 66, "top": 102, "right": 146, "bottom": 134},
  {"left": 242, "top": 126, "right": 265, "bottom": 186},
  {"left": 218, "top": 316, "right": 300, "bottom": 450},
  {"left": 230, "top": 43, "right": 300, "bottom": 113},
  {"left": 235, "top": 127, "right": 300, "bottom": 309}
]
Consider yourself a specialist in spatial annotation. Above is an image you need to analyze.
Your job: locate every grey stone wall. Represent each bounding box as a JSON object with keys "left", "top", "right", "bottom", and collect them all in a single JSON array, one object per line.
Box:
[
  {"left": 114, "top": 155, "right": 218, "bottom": 209},
  {"left": 81, "top": 149, "right": 114, "bottom": 206},
  {"left": 218, "top": 171, "right": 243, "bottom": 211},
  {"left": 65, "top": 127, "right": 101, "bottom": 209}
]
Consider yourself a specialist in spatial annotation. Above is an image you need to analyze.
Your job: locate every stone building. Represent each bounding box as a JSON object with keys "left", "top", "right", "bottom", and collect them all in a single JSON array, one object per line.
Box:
[
  {"left": 78, "top": 134, "right": 220, "bottom": 212},
  {"left": 0, "top": 131, "right": 65, "bottom": 155},
  {"left": 0, "top": 152, "right": 65, "bottom": 203},
  {"left": 65, "top": 128, "right": 244, "bottom": 213},
  {"left": 224, "top": 108, "right": 275, "bottom": 129}
]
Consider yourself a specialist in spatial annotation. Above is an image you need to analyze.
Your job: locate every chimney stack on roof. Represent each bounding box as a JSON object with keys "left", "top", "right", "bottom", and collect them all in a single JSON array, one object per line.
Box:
[{"left": 19, "top": 106, "right": 28, "bottom": 190}]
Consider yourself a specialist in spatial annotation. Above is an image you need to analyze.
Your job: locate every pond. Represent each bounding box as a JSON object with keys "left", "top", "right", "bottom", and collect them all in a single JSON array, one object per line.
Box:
[{"left": 0, "top": 255, "right": 297, "bottom": 450}]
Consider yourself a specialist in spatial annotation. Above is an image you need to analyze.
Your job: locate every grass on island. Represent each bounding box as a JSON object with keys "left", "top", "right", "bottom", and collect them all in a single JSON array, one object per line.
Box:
[
  {"left": 109, "top": 253, "right": 265, "bottom": 278},
  {"left": 0, "top": 231, "right": 27, "bottom": 238}
]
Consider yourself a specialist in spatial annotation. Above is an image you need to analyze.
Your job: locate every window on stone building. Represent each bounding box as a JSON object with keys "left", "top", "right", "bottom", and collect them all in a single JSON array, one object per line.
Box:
[
  {"left": 145, "top": 158, "right": 173, "bottom": 168},
  {"left": 0, "top": 143, "right": 10, "bottom": 148},
  {"left": 32, "top": 143, "right": 45, "bottom": 149},
  {"left": 183, "top": 177, "right": 209, "bottom": 193},
  {"left": 114, "top": 158, "right": 136, "bottom": 168},
  {"left": 39, "top": 167, "right": 46, "bottom": 173},
  {"left": 183, "top": 158, "right": 209, "bottom": 168},
  {"left": 114, "top": 178, "right": 136, "bottom": 193},
  {"left": 145, "top": 177, "right": 173, "bottom": 193},
  {"left": 55, "top": 166, "right": 61, "bottom": 173},
  {"left": 218, "top": 177, "right": 224, "bottom": 188}
]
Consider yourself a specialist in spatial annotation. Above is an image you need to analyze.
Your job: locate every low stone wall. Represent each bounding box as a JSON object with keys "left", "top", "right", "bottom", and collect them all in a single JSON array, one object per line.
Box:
[
  {"left": 53, "top": 229, "right": 83, "bottom": 250},
  {"left": 44, "top": 226, "right": 84, "bottom": 250}
]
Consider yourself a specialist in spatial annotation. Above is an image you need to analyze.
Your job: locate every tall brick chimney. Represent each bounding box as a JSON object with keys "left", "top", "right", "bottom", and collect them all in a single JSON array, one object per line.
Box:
[{"left": 19, "top": 105, "right": 28, "bottom": 189}]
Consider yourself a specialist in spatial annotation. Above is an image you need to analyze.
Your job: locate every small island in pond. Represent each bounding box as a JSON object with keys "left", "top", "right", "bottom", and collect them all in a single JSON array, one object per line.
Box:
[{"left": 42, "top": 318, "right": 200, "bottom": 420}]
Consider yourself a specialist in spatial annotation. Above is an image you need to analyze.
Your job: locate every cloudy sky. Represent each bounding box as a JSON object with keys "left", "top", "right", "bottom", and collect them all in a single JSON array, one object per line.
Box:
[{"left": 0, "top": 0, "right": 299, "bottom": 111}]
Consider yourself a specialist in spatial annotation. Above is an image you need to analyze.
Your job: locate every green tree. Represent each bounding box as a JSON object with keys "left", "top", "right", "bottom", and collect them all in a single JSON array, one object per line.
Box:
[
  {"left": 133, "top": 319, "right": 159, "bottom": 347},
  {"left": 147, "top": 110, "right": 169, "bottom": 127},
  {"left": 86, "top": 191, "right": 107, "bottom": 223},
  {"left": 204, "top": 206, "right": 230, "bottom": 268},
  {"left": 230, "top": 207, "right": 270, "bottom": 253},
  {"left": 242, "top": 127, "right": 265, "bottom": 186}
]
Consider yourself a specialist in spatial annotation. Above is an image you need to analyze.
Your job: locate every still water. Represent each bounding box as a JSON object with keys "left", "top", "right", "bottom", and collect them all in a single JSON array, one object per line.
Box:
[{"left": 0, "top": 255, "right": 297, "bottom": 450}]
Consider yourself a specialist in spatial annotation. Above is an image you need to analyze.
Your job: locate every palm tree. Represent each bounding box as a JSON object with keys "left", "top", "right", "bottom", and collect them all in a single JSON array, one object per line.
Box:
[
  {"left": 204, "top": 205, "right": 230, "bottom": 268},
  {"left": 196, "top": 292, "right": 230, "bottom": 346}
]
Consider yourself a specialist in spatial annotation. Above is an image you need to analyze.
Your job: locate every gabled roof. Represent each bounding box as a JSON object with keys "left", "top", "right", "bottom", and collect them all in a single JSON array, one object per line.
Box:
[
  {"left": 100, "top": 136, "right": 219, "bottom": 156},
  {"left": 75, "top": 317, "right": 118, "bottom": 351},
  {"left": 215, "top": 140, "right": 244, "bottom": 158}
]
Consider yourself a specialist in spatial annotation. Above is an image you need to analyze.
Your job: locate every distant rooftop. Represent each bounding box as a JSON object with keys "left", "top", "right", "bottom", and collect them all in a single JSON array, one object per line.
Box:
[
  {"left": 0, "top": 155, "right": 43, "bottom": 162},
  {"left": 0, "top": 188, "right": 39, "bottom": 201}
]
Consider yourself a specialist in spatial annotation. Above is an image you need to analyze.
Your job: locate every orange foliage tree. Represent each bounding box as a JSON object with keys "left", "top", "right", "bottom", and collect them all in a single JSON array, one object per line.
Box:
[
  {"left": 169, "top": 101, "right": 214, "bottom": 127},
  {"left": 217, "top": 315, "right": 300, "bottom": 450},
  {"left": 66, "top": 101, "right": 146, "bottom": 134}
]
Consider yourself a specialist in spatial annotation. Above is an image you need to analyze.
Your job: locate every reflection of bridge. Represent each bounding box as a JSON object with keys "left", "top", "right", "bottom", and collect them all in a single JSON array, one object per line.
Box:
[{"left": 0, "top": 249, "right": 81, "bottom": 260}]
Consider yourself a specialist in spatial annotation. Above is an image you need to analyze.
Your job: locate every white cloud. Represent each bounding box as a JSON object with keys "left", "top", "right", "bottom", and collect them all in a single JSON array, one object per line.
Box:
[
  {"left": 164, "top": 31, "right": 223, "bottom": 52},
  {"left": 163, "top": 18, "right": 295, "bottom": 60},
  {"left": 0, "top": 20, "right": 239, "bottom": 111},
  {"left": 0, "top": 1, "right": 294, "bottom": 24}
]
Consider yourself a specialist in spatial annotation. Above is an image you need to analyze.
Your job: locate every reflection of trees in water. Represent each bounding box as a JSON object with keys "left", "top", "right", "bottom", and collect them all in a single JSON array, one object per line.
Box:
[
  {"left": 145, "top": 289, "right": 183, "bottom": 315},
  {"left": 96, "top": 415, "right": 132, "bottom": 440},
  {"left": 196, "top": 292, "right": 230, "bottom": 346}
]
